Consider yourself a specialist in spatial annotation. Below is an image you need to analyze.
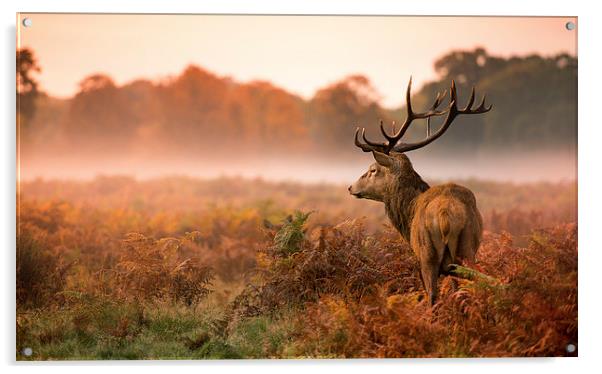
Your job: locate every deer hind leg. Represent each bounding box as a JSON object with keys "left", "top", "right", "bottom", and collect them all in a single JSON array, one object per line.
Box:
[
  {"left": 420, "top": 237, "right": 446, "bottom": 306},
  {"left": 439, "top": 233, "right": 460, "bottom": 276},
  {"left": 457, "top": 225, "right": 479, "bottom": 264},
  {"left": 420, "top": 259, "right": 440, "bottom": 306}
]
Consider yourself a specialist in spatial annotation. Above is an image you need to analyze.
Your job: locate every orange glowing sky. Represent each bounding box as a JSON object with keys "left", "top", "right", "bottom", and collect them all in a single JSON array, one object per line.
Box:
[{"left": 17, "top": 14, "right": 576, "bottom": 108}]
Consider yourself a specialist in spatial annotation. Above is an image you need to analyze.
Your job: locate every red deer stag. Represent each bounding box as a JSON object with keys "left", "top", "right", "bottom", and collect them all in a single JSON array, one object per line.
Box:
[{"left": 348, "top": 78, "right": 492, "bottom": 305}]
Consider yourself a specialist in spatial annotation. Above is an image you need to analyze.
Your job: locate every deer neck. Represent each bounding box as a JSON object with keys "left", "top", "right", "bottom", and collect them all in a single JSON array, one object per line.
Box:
[{"left": 383, "top": 171, "right": 430, "bottom": 241}]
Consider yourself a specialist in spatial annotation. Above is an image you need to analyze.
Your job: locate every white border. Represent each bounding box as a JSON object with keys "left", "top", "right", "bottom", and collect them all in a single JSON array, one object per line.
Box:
[{"left": 2, "top": 1, "right": 600, "bottom": 373}]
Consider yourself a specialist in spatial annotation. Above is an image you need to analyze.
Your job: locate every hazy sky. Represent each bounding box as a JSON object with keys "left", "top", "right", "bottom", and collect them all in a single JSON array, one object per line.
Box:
[{"left": 18, "top": 14, "right": 576, "bottom": 108}]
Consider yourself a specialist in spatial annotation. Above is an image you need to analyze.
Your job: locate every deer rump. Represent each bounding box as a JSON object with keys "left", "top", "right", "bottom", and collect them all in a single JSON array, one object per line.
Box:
[{"left": 410, "top": 183, "right": 483, "bottom": 304}]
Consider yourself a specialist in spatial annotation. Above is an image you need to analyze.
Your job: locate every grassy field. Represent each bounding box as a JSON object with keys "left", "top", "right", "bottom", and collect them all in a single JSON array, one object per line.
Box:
[{"left": 16, "top": 176, "right": 577, "bottom": 359}]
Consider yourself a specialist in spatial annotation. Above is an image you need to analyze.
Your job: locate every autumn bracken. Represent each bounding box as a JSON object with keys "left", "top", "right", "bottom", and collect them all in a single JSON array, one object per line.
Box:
[{"left": 16, "top": 177, "right": 577, "bottom": 359}]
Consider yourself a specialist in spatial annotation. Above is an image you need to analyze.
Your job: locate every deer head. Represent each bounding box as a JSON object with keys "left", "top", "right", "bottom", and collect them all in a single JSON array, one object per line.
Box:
[
  {"left": 348, "top": 77, "right": 492, "bottom": 200},
  {"left": 348, "top": 151, "right": 415, "bottom": 201}
]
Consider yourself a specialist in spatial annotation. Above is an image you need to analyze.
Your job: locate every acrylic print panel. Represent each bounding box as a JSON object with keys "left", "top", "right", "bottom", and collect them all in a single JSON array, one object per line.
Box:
[{"left": 16, "top": 14, "right": 577, "bottom": 360}]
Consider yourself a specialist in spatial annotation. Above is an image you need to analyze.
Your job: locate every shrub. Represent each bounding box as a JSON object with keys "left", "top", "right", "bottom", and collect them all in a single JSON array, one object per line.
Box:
[
  {"left": 233, "top": 212, "right": 422, "bottom": 317},
  {"left": 115, "top": 233, "right": 213, "bottom": 305},
  {"left": 16, "top": 228, "right": 71, "bottom": 308},
  {"left": 295, "top": 224, "right": 578, "bottom": 358}
]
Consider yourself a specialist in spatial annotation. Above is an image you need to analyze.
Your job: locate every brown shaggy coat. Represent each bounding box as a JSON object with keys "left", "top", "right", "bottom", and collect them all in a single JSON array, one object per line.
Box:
[{"left": 350, "top": 152, "right": 483, "bottom": 305}]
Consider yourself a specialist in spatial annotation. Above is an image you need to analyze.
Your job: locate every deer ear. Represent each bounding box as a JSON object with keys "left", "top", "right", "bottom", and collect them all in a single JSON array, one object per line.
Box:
[{"left": 372, "top": 151, "right": 395, "bottom": 168}]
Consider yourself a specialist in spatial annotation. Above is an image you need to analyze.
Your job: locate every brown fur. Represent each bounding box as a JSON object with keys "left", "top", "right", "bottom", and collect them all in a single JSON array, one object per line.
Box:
[{"left": 349, "top": 152, "right": 483, "bottom": 305}]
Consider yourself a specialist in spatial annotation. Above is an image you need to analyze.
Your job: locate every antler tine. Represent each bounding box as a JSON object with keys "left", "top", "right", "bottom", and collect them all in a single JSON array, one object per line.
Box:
[
  {"left": 458, "top": 87, "right": 492, "bottom": 114},
  {"left": 354, "top": 128, "right": 371, "bottom": 152},
  {"left": 379, "top": 120, "right": 395, "bottom": 141},
  {"left": 450, "top": 79, "right": 458, "bottom": 105},
  {"left": 405, "top": 76, "right": 415, "bottom": 118},
  {"left": 474, "top": 94, "right": 492, "bottom": 112},
  {"left": 361, "top": 127, "right": 385, "bottom": 147},
  {"left": 354, "top": 127, "right": 362, "bottom": 145},
  {"left": 462, "top": 86, "right": 476, "bottom": 111},
  {"left": 355, "top": 127, "right": 388, "bottom": 153},
  {"left": 432, "top": 89, "right": 447, "bottom": 109},
  {"left": 427, "top": 90, "right": 446, "bottom": 137}
]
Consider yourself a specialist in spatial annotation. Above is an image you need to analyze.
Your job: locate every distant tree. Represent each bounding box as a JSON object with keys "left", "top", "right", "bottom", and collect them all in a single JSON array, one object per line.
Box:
[
  {"left": 78, "top": 74, "right": 115, "bottom": 93},
  {"left": 434, "top": 47, "right": 506, "bottom": 84},
  {"left": 310, "top": 75, "right": 390, "bottom": 155},
  {"left": 407, "top": 48, "right": 577, "bottom": 154},
  {"left": 159, "top": 65, "right": 230, "bottom": 147},
  {"left": 229, "top": 81, "right": 308, "bottom": 154},
  {"left": 67, "top": 74, "right": 138, "bottom": 150},
  {"left": 22, "top": 48, "right": 577, "bottom": 160},
  {"left": 160, "top": 65, "right": 309, "bottom": 155},
  {"left": 17, "top": 48, "right": 41, "bottom": 123}
]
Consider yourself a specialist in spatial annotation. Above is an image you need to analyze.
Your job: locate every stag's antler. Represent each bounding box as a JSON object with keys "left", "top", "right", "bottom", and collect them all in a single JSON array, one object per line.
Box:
[{"left": 354, "top": 77, "right": 492, "bottom": 154}]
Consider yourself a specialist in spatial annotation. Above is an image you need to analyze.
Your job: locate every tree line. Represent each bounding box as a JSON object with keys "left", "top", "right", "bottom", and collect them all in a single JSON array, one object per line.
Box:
[{"left": 18, "top": 47, "right": 577, "bottom": 159}]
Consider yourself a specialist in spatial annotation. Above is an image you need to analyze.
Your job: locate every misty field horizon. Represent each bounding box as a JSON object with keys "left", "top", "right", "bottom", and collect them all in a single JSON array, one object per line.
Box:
[
  {"left": 18, "top": 47, "right": 576, "bottom": 183},
  {"left": 18, "top": 150, "right": 576, "bottom": 184}
]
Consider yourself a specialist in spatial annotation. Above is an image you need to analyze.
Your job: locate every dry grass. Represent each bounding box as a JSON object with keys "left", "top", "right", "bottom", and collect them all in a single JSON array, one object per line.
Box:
[
  {"left": 294, "top": 223, "right": 577, "bottom": 358},
  {"left": 16, "top": 176, "right": 577, "bottom": 359}
]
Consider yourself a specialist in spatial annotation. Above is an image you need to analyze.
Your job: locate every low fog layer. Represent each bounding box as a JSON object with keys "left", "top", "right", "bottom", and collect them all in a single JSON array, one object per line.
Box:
[
  {"left": 19, "top": 150, "right": 576, "bottom": 184},
  {"left": 18, "top": 48, "right": 577, "bottom": 185}
]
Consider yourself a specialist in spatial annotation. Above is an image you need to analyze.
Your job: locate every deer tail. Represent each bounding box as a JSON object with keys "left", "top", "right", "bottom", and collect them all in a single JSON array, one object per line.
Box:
[
  {"left": 437, "top": 202, "right": 466, "bottom": 247},
  {"left": 438, "top": 209, "right": 452, "bottom": 244}
]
